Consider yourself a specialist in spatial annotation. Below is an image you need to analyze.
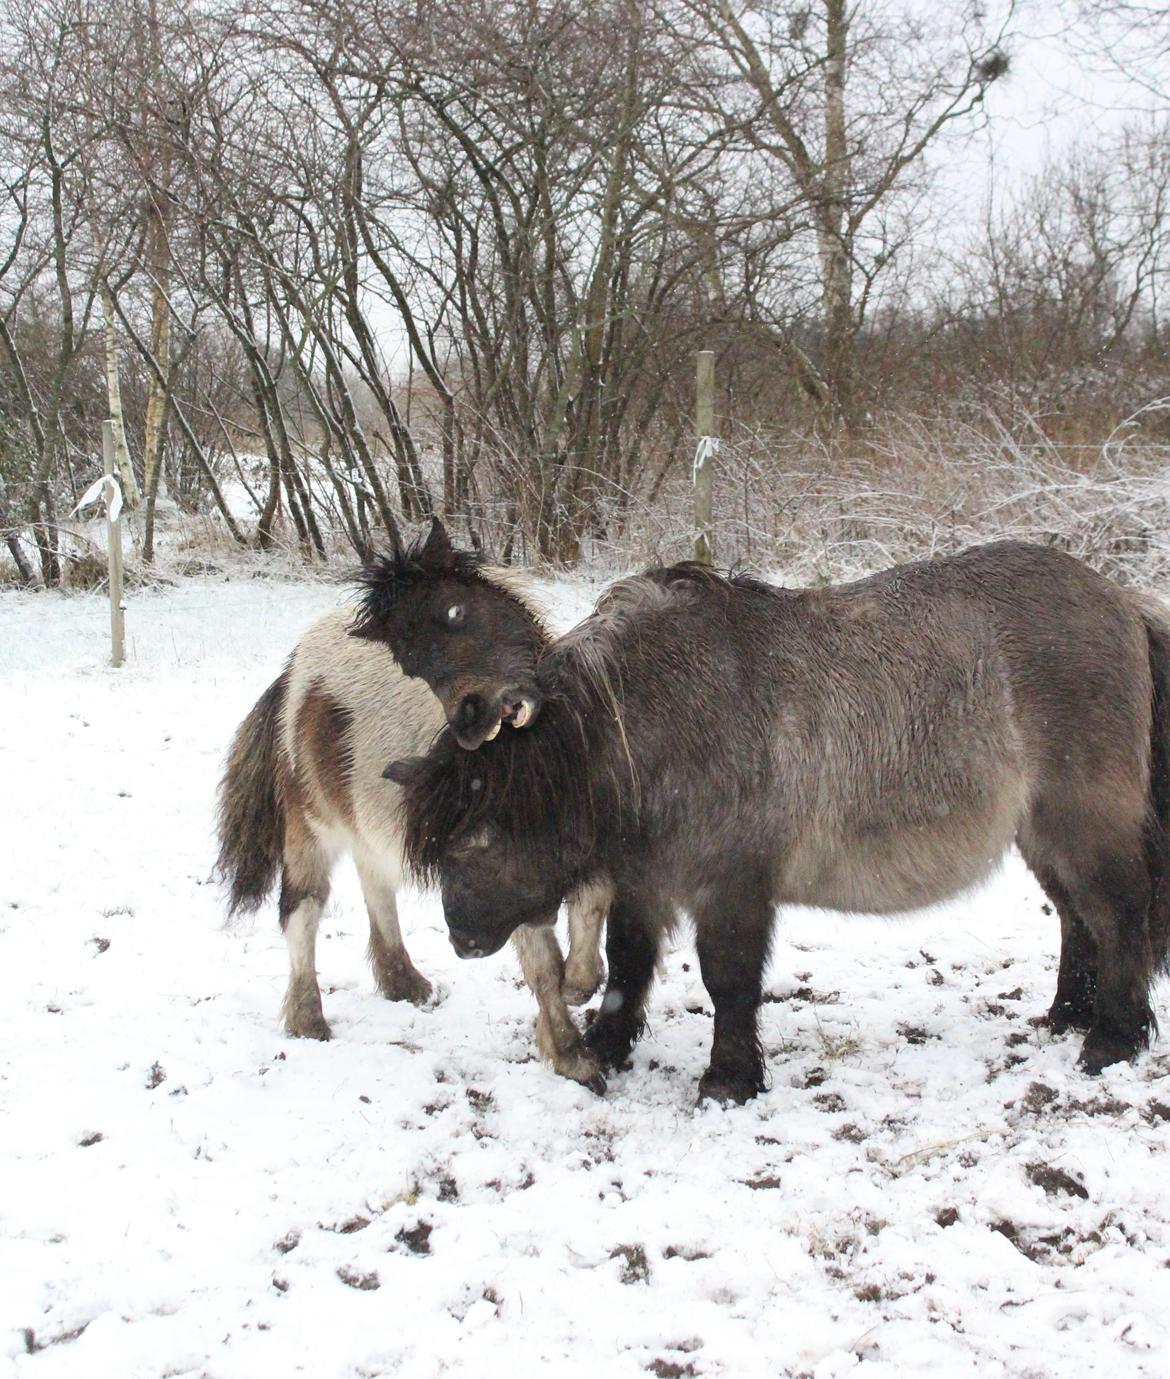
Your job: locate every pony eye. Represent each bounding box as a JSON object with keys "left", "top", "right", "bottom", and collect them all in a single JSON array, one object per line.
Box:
[{"left": 446, "top": 604, "right": 465, "bottom": 626}]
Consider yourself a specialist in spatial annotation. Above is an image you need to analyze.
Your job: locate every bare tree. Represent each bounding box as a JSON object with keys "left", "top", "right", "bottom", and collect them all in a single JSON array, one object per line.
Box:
[{"left": 673, "top": 0, "right": 1012, "bottom": 425}]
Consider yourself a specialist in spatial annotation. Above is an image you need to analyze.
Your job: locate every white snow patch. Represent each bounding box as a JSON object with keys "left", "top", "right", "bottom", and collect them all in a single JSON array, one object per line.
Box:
[{"left": 1, "top": 575, "right": 1168, "bottom": 1379}]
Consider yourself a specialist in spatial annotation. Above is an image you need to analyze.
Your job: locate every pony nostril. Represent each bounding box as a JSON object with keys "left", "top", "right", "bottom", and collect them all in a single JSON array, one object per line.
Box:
[
  {"left": 454, "top": 695, "right": 483, "bottom": 730},
  {"left": 450, "top": 930, "right": 485, "bottom": 959}
]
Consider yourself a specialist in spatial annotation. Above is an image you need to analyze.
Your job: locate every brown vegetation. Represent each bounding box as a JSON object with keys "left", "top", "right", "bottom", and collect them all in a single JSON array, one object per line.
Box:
[{"left": 1, "top": 0, "right": 1167, "bottom": 582}]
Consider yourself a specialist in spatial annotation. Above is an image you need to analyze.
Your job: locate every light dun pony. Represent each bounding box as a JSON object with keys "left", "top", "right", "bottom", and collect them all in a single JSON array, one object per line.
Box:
[{"left": 216, "top": 527, "right": 608, "bottom": 1091}]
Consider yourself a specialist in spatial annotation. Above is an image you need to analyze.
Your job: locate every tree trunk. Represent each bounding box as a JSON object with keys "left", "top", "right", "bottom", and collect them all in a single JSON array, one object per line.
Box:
[
  {"left": 817, "top": 0, "right": 857, "bottom": 429},
  {"left": 141, "top": 243, "right": 171, "bottom": 562},
  {"left": 99, "top": 279, "right": 142, "bottom": 513}
]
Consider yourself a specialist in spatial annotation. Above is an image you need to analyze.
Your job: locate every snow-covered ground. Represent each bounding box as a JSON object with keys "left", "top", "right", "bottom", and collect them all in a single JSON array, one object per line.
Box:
[{"left": 2, "top": 571, "right": 1168, "bottom": 1379}]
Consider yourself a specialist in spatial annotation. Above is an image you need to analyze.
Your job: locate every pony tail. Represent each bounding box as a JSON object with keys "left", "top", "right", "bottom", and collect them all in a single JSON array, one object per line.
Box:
[
  {"left": 216, "top": 667, "right": 289, "bottom": 916},
  {"left": 1140, "top": 603, "right": 1170, "bottom": 972}
]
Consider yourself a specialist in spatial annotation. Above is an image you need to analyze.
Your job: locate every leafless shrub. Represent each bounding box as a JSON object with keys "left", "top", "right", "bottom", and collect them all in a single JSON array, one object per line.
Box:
[{"left": 586, "top": 405, "right": 1170, "bottom": 588}]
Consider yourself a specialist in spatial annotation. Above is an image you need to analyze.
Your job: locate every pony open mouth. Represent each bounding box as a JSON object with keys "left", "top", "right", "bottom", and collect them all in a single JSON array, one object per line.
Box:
[{"left": 480, "top": 695, "right": 536, "bottom": 741}]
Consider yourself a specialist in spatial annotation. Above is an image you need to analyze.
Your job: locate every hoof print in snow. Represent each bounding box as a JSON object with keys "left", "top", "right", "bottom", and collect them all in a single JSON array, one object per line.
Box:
[
  {"left": 989, "top": 1219, "right": 1062, "bottom": 1263},
  {"left": 337, "top": 1265, "right": 380, "bottom": 1290},
  {"left": 934, "top": 1206, "right": 960, "bottom": 1228},
  {"left": 833, "top": 1122, "right": 866, "bottom": 1144},
  {"left": 329, "top": 1215, "right": 370, "bottom": 1235},
  {"left": 271, "top": 1275, "right": 290, "bottom": 1293},
  {"left": 1021, "top": 1081, "right": 1057, "bottom": 1113},
  {"left": 647, "top": 1362, "right": 697, "bottom": 1378},
  {"left": 1064, "top": 1093, "right": 1129, "bottom": 1117},
  {"left": 396, "top": 1221, "right": 432, "bottom": 1255},
  {"left": 801, "top": 1066, "right": 828, "bottom": 1088},
  {"left": 610, "top": 1243, "right": 651, "bottom": 1284},
  {"left": 791, "top": 986, "right": 840, "bottom": 1005},
  {"left": 991, "top": 1219, "right": 1023, "bottom": 1249},
  {"left": 145, "top": 1062, "right": 166, "bottom": 1089},
  {"left": 662, "top": 1244, "right": 711, "bottom": 1261},
  {"left": 78, "top": 1131, "right": 104, "bottom": 1148},
  {"left": 1027, "top": 1163, "right": 1089, "bottom": 1200},
  {"left": 273, "top": 1231, "right": 300, "bottom": 1255},
  {"left": 813, "top": 1092, "right": 846, "bottom": 1113},
  {"left": 437, "top": 1175, "right": 460, "bottom": 1202},
  {"left": 22, "top": 1323, "right": 90, "bottom": 1353},
  {"left": 465, "top": 1087, "right": 494, "bottom": 1112},
  {"left": 897, "top": 1022, "right": 929, "bottom": 1044},
  {"left": 90, "top": 937, "right": 110, "bottom": 954}
]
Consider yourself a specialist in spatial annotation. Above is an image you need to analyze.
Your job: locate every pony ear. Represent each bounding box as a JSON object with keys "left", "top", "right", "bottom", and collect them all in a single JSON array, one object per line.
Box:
[
  {"left": 383, "top": 756, "right": 427, "bottom": 785},
  {"left": 419, "top": 516, "right": 455, "bottom": 574}
]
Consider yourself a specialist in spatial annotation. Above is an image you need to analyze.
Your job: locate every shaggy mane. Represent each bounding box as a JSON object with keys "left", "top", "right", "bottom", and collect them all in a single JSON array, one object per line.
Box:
[
  {"left": 397, "top": 559, "right": 777, "bottom": 883},
  {"left": 398, "top": 700, "right": 601, "bottom": 884}
]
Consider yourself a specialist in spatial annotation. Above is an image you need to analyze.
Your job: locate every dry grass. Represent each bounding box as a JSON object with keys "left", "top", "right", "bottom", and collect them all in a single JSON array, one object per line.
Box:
[
  {"left": 7, "top": 406, "right": 1170, "bottom": 591},
  {"left": 601, "top": 404, "right": 1170, "bottom": 588}
]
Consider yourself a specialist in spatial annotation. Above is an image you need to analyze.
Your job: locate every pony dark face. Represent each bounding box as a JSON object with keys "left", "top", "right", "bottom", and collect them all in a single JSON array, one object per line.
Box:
[
  {"left": 351, "top": 520, "right": 545, "bottom": 750},
  {"left": 386, "top": 731, "right": 589, "bottom": 962},
  {"left": 436, "top": 824, "right": 569, "bottom": 958}
]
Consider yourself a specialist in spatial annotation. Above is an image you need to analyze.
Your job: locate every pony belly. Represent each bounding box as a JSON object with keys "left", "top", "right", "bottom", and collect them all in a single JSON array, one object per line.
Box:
[{"left": 783, "top": 790, "right": 1026, "bottom": 915}]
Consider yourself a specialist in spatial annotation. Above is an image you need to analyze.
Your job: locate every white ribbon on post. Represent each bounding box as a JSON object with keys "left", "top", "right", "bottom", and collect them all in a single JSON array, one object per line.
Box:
[
  {"left": 692, "top": 433, "right": 720, "bottom": 483},
  {"left": 72, "top": 474, "right": 124, "bottom": 523}
]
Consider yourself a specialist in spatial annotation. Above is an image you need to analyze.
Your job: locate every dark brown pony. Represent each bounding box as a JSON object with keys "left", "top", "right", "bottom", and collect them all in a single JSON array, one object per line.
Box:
[{"left": 378, "top": 541, "right": 1170, "bottom": 1103}]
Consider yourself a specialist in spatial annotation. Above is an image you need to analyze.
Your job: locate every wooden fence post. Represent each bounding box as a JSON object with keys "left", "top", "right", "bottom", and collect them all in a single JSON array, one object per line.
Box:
[
  {"left": 693, "top": 349, "right": 716, "bottom": 564},
  {"left": 102, "top": 420, "right": 125, "bottom": 667}
]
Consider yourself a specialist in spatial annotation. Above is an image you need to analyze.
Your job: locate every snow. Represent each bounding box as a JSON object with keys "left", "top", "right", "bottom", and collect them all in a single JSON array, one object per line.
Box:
[{"left": 1, "top": 572, "right": 1168, "bottom": 1379}]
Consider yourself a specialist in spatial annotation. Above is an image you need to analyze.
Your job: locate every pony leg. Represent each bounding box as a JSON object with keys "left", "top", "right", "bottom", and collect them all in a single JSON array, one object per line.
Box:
[
  {"left": 511, "top": 925, "right": 605, "bottom": 1093},
  {"left": 693, "top": 875, "right": 772, "bottom": 1105},
  {"left": 279, "top": 863, "right": 332, "bottom": 1041},
  {"left": 354, "top": 855, "right": 433, "bottom": 1006},
  {"left": 1063, "top": 853, "right": 1156, "bottom": 1073},
  {"left": 1024, "top": 861, "right": 1098, "bottom": 1033},
  {"left": 583, "top": 889, "right": 667, "bottom": 1073},
  {"left": 563, "top": 877, "right": 610, "bottom": 1006}
]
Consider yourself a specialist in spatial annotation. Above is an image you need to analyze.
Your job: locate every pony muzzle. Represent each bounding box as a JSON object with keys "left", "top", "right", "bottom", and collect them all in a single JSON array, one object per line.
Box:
[
  {"left": 450, "top": 687, "right": 542, "bottom": 749},
  {"left": 448, "top": 926, "right": 509, "bottom": 960}
]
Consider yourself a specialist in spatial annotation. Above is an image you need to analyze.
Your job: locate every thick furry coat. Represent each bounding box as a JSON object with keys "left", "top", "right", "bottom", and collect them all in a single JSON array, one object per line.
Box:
[
  {"left": 218, "top": 602, "right": 609, "bottom": 1090},
  {"left": 394, "top": 543, "right": 1170, "bottom": 1099}
]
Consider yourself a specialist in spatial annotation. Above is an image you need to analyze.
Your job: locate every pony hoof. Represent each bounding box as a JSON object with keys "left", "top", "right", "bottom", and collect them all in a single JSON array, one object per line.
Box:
[
  {"left": 1043, "top": 1003, "right": 1093, "bottom": 1036},
  {"left": 286, "top": 1015, "right": 332, "bottom": 1041},
  {"left": 378, "top": 972, "right": 435, "bottom": 1007},
  {"left": 550, "top": 1048, "right": 607, "bottom": 1092},
  {"left": 1077, "top": 1030, "right": 1139, "bottom": 1075},
  {"left": 563, "top": 980, "right": 600, "bottom": 1007},
  {"left": 416, "top": 980, "right": 446, "bottom": 1010},
  {"left": 697, "top": 1072, "right": 762, "bottom": 1106},
  {"left": 582, "top": 1020, "right": 634, "bottom": 1072},
  {"left": 562, "top": 963, "right": 606, "bottom": 1007}
]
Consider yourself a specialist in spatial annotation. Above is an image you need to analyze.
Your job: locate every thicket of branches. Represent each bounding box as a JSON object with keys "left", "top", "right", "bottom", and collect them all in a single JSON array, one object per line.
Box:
[{"left": 2, "top": 0, "right": 1169, "bottom": 584}]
